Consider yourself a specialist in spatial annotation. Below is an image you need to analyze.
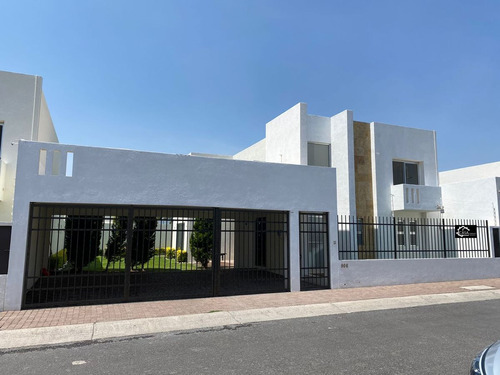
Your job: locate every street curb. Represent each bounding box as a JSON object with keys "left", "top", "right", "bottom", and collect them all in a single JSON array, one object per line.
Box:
[{"left": 2, "top": 289, "right": 500, "bottom": 350}]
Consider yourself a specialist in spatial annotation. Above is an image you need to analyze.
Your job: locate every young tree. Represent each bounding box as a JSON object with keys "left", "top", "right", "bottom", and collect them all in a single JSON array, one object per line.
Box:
[
  {"left": 65, "top": 215, "right": 103, "bottom": 272},
  {"left": 105, "top": 216, "right": 128, "bottom": 271},
  {"left": 131, "top": 217, "right": 157, "bottom": 269},
  {"left": 190, "top": 218, "right": 213, "bottom": 268}
]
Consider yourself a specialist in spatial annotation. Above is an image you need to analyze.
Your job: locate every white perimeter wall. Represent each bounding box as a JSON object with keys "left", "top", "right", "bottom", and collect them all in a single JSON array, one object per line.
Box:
[
  {"left": 337, "top": 258, "right": 500, "bottom": 288},
  {"left": 5, "top": 141, "right": 339, "bottom": 310},
  {"left": 371, "top": 122, "right": 439, "bottom": 217}
]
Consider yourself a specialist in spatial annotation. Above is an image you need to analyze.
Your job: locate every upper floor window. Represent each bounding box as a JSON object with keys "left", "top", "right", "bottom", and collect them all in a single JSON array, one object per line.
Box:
[
  {"left": 308, "top": 142, "right": 330, "bottom": 167},
  {"left": 393, "top": 161, "right": 419, "bottom": 185}
]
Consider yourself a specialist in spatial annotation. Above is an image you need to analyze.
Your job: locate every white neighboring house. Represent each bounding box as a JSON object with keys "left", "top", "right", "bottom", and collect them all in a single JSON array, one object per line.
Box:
[
  {"left": 440, "top": 162, "right": 500, "bottom": 257},
  {"left": 233, "top": 102, "right": 443, "bottom": 220},
  {"left": 0, "top": 70, "right": 59, "bottom": 222},
  {"left": 0, "top": 71, "right": 59, "bottom": 306},
  {"left": 440, "top": 162, "right": 500, "bottom": 225}
]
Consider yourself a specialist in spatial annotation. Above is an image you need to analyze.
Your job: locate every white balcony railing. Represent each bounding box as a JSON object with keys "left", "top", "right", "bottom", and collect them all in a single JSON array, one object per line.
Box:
[{"left": 391, "top": 184, "right": 442, "bottom": 212}]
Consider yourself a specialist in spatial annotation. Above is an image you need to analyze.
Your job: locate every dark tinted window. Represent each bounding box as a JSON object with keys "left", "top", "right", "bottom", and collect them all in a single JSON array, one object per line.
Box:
[
  {"left": 393, "top": 161, "right": 405, "bottom": 185},
  {"left": 406, "top": 163, "right": 419, "bottom": 185},
  {"left": 393, "top": 161, "right": 419, "bottom": 185}
]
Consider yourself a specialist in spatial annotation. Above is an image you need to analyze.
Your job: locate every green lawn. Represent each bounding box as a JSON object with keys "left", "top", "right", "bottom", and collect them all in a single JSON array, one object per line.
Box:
[{"left": 82, "top": 255, "right": 198, "bottom": 272}]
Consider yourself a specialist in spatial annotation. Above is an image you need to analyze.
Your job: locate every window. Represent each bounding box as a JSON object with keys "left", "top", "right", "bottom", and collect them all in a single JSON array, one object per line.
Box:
[
  {"left": 308, "top": 143, "right": 330, "bottom": 167},
  {"left": 393, "top": 161, "right": 419, "bottom": 185},
  {"left": 397, "top": 219, "right": 417, "bottom": 247},
  {"left": 397, "top": 219, "right": 405, "bottom": 245},
  {"left": 357, "top": 218, "right": 364, "bottom": 246},
  {"left": 176, "top": 223, "right": 185, "bottom": 249},
  {"left": 409, "top": 220, "right": 417, "bottom": 246}
]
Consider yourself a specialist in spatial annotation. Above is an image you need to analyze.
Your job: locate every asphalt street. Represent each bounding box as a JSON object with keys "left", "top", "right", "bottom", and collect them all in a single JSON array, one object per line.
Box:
[{"left": 1, "top": 299, "right": 499, "bottom": 374}]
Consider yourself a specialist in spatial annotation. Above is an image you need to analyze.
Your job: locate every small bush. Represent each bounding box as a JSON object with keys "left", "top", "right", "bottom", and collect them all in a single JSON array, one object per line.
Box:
[
  {"left": 177, "top": 249, "right": 187, "bottom": 263},
  {"left": 155, "top": 247, "right": 167, "bottom": 256},
  {"left": 49, "top": 249, "right": 67, "bottom": 271},
  {"left": 166, "top": 247, "right": 176, "bottom": 259}
]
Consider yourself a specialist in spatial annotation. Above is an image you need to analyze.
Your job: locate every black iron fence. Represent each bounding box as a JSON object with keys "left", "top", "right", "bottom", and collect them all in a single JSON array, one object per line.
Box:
[
  {"left": 299, "top": 213, "right": 330, "bottom": 290},
  {"left": 23, "top": 203, "right": 289, "bottom": 308},
  {"left": 338, "top": 216, "right": 490, "bottom": 260}
]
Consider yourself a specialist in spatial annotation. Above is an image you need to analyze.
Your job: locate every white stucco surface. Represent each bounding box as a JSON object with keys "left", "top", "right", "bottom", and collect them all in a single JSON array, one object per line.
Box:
[
  {"left": 0, "top": 275, "right": 6, "bottom": 311},
  {"left": 265, "top": 103, "right": 306, "bottom": 165},
  {"left": 440, "top": 162, "right": 500, "bottom": 185},
  {"left": 391, "top": 184, "right": 442, "bottom": 212},
  {"left": 370, "top": 122, "right": 439, "bottom": 217},
  {"left": 441, "top": 177, "right": 500, "bottom": 225},
  {"left": 336, "top": 258, "right": 500, "bottom": 288},
  {"left": 331, "top": 110, "right": 356, "bottom": 216},
  {"left": 5, "top": 141, "right": 338, "bottom": 310},
  {"left": 0, "top": 71, "right": 58, "bottom": 223},
  {"left": 233, "top": 139, "right": 266, "bottom": 162}
]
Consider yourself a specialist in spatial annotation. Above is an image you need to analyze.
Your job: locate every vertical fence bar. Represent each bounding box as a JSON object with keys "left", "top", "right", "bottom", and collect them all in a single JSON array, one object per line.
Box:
[
  {"left": 486, "top": 220, "right": 491, "bottom": 257},
  {"left": 212, "top": 208, "right": 221, "bottom": 297},
  {"left": 124, "top": 206, "right": 134, "bottom": 299},
  {"left": 442, "top": 218, "right": 447, "bottom": 258},
  {"left": 393, "top": 217, "right": 397, "bottom": 260}
]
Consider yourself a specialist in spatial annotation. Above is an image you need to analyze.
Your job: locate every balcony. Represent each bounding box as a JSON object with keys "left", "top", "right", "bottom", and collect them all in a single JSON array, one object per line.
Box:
[{"left": 391, "top": 184, "right": 442, "bottom": 212}]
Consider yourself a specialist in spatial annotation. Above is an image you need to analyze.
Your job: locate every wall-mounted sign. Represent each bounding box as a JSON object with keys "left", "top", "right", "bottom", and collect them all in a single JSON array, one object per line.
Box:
[{"left": 455, "top": 225, "right": 477, "bottom": 238}]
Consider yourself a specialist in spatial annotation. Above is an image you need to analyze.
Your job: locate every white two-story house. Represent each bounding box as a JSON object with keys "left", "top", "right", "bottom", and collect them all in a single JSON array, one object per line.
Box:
[{"left": 233, "top": 102, "right": 443, "bottom": 220}]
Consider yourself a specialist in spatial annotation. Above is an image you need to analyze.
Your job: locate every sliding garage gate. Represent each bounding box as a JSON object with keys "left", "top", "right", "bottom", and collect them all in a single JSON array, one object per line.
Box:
[{"left": 23, "top": 204, "right": 289, "bottom": 308}]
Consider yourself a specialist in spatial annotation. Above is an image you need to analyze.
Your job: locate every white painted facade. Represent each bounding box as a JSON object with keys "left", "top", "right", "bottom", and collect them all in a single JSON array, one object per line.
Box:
[
  {"left": 4, "top": 141, "right": 338, "bottom": 310},
  {"left": 1, "top": 71, "right": 498, "bottom": 312},
  {"left": 440, "top": 162, "right": 500, "bottom": 225},
  {"left": 0, "top": 70, "right": 59, "bottom": 223},
  {"left": 370, "top": 122, "right": 441, "bottom": 217},
  {"left": 234, "top": 103, "right": 441, "bottom": 219}
]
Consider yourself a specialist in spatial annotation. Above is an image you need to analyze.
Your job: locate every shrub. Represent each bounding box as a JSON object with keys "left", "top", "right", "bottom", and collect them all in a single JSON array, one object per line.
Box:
[
  {"left": 155, "top": 248, "right": 166, "bottom": 256},
  {"left": 190, "top": 218, "right": 213, "bottom": 268},
  {"left": 177, "top": 249, "right": 187, "bottom": 263},
  {"left": 49, "top": 249, "right": 67, "bottom": 271},
  {"left": 166, "top": 247, "right": 176, "bottom": 259},
  {"left": 65, "top": 216, "right": 104, "bottom": 271}
]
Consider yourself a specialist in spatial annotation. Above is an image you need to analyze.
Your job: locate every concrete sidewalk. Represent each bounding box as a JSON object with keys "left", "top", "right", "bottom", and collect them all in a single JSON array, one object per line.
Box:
[{"left": 1, "top": 278, "right": 500, "bottom": 350}]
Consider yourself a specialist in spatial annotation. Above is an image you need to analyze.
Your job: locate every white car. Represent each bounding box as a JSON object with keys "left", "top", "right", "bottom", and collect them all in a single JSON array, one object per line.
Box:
[{"left": 471, "top": 340, "right": 500, "bottom": 374}]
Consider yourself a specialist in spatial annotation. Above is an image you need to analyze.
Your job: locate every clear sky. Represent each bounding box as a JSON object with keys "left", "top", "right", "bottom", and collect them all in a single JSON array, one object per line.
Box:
[{"left": 1, "top": 0, "right": 499, "bottom": 171}]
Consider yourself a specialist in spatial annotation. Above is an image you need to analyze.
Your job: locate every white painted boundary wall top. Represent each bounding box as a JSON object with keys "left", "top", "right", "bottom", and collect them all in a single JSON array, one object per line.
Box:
[{"left": 5, "top": 141, "right": 338, "bottom": 310}]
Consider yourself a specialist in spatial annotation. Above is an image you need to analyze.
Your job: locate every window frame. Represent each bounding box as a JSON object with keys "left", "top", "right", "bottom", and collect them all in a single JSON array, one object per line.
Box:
[
  {"left": 307, "top": 142, "right": 331, "bottom": 167},
  {"left": 393, "top": 160, "right": 420, "bottom": 185}
]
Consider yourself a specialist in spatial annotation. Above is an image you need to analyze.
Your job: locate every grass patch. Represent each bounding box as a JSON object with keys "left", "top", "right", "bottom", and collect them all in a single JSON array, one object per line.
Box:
[{"left": 82, "top": 255, "right": 198, "bottom": 272}]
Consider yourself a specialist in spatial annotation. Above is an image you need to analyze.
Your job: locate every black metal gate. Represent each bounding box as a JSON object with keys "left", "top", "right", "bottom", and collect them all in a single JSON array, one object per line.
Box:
[
  {"left": 299, "top": 212, "right": 330, "bottom": 290},
  {"left": 23, "top": 204, "right": 289, "bottom": 308}
]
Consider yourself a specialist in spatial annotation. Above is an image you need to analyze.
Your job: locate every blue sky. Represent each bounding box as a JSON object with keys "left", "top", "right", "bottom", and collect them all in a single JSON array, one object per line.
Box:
[{"left": 1, "top": 0, "right": 499, "bottom": 171}]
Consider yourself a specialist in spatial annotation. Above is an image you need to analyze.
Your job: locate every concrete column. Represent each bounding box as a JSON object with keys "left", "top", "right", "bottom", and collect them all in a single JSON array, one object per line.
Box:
[
  {"left": 329, "top": 212, "right": 340, "bottom": 288},
  {"left": 289, "top": 210, "right": 300, "bottom": 292}
]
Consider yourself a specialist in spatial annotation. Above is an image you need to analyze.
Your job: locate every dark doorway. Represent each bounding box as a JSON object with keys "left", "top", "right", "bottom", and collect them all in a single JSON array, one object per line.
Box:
[{"left": 493, "top": 228, "right": 500, "bottom": 257}]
